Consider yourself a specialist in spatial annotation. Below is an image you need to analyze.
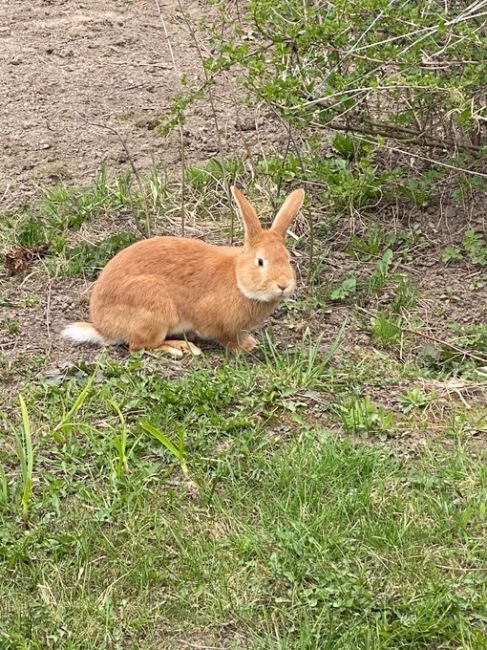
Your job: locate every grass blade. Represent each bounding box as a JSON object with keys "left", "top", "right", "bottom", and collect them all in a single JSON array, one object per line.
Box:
[
  {"left": 19, "top": 395, "right": 33, "bottom": 479},
  {"left": 53, "top": 366, "right": 97, "bottom": 436},
  {"left": 108, "top": 398, "right": 130, "bottom": 475},
  {"left": 17, "top": 394, "right": 34, "bottom": 521},
  {"left": 141, "top": 422, "right": 181, "bottom": 458},
  {"left": 0, "top": 464, "right": 8, "bottom": 506},
  {"left": 321, "top": 319, "right": 347, "bottom": 367},
  {"left": 141, "top": 422, "right": 188, "bottom": 475}
]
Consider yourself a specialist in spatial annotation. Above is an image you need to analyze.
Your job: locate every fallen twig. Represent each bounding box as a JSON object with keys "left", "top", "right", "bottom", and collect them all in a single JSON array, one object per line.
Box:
[
  {"left": 401, "top": 326, "right": 487, "bottom": 365},
  {"left": 358, "top": 306, "right": 487, "bottom": 365}
]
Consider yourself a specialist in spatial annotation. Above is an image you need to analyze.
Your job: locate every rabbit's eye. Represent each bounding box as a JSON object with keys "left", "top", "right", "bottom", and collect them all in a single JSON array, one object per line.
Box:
[{"left": 257, "top": 258, "right": 265, "bottom": 267}]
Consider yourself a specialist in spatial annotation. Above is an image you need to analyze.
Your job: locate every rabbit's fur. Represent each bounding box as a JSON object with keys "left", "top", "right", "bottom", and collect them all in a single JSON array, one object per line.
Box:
[{"left": 63, "top": 186, "right": 304, "bottom": 356}]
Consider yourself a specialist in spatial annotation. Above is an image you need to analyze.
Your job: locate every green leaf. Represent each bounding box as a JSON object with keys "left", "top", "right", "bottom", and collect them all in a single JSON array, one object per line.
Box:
[
  {"left": 331, "top": 277, "right": 357, "bottom": 301},
  {"left": 141, "top": 422, "right": 182, "bottom": 461}
]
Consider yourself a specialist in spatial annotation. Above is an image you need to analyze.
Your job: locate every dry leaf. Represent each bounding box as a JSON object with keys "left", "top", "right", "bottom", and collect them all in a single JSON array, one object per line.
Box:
[{"left": 5, "top": 243, "right": 50, "bottom": 276}]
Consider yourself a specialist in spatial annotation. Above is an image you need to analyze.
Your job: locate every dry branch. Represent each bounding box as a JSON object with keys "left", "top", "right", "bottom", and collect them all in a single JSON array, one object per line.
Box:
[{"left": 68, "top": 110, "right": 151, "bottom": 238}]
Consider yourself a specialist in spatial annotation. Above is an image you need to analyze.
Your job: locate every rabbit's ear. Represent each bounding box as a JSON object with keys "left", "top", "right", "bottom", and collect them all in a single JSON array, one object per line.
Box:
[
  {"left": 271, "top": 189, "right": 305, "bottom": 238},
  {"left": 231, "top": 186, "right": 262, "bottom": 244}
]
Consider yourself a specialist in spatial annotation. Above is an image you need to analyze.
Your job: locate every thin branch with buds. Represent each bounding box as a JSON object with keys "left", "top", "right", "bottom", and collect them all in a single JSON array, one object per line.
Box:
[
  {"left": 175, "top": 0, "right": 236, "bottom": 243},
  {"left": 153, "top": 0, "right": 187, "bottom": 236}
]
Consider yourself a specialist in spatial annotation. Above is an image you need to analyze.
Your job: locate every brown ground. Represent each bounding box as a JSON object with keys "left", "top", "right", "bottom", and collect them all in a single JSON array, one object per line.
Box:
[{"left": 0, "top": 0, "right": 281, "bottom": 207}]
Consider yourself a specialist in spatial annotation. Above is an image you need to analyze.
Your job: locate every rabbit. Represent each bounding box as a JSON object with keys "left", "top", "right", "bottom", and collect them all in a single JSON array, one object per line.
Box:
[{"left": 62, "top": 186, "right": 305, "bottom": 357}]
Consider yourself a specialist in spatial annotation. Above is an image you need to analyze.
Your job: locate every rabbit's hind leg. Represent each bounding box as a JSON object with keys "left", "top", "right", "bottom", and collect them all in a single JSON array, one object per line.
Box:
[
  {"left": 154, "top": 340, "right": 202, "bottom": 357},
  {"left": 126, "top": 304, "right": 201, "bottom": 357},
  {"left": 129, "top": 332, "right": 202, "bottom": 358},
  {"left": 128, "top": 321, "right": 169, "bottom": 355}
]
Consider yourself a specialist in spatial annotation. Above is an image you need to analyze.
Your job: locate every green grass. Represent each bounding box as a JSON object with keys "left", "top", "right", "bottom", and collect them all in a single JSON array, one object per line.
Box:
[
  {"left": 0, "top": 347, "right": 486, "bottom": 648},
  {"left": 334, "top": 393, "right": 395, "bottom": 436},
  {"left": 370, "top": 311, "right": 402, "bottom": 349},
  {"left": 52, "top": 232, "right": 140, "bottom": 279},
  {"left": 15, "top": 395, "right": 34, "bottom": 522},
  {"left": 442, "top": 232, "right": 487, "bottom": 267},
  {"left": 186, "top": 157, "right": 245, "bottom": 191},
  {"left": 0, "top": 165, "right": 171, "bottom": 277},
  {"left": 2, "top": 168, "right": 127, "bottom": 250}
]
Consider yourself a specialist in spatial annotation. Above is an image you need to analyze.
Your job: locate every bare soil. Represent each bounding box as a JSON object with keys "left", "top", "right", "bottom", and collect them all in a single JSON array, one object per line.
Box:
[{"left": 0, "top": 0, "right": 281, "bottom": 206}]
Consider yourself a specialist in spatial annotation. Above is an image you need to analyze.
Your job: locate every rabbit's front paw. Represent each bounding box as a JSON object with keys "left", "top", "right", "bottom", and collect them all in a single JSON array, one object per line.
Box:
[
  {"left": 241, "top": 335, "right": 258, "bottom": 352},
  {"left": 224, "top": 333, "right": 258, "bottom": 354},
  {"left": 231, "top": 334, "right": 258, "bottom": 353}
]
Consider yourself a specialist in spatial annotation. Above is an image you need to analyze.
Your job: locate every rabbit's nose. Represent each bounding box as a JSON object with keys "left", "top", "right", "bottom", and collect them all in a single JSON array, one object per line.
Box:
[{"left": 278, "top": 283, "right": 289, "bottom": 291}]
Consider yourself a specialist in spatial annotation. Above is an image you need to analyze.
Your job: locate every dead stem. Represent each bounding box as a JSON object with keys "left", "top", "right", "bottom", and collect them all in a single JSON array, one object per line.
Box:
[
  {"left": 153, "top": 0, "right": 187, "bottom": 236},
  {"left": 68, "top": 110, "right": 150, "bottom": 238},
  {"left": 176, "top": 0, "right": 235, "bottom": 242},
  {"left": 358, "top": 306, "right": 487, "bottom": 365}
]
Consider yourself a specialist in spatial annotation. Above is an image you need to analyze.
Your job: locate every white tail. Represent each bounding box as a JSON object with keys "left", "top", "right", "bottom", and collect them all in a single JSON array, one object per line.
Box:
[{"left": 62, "top": 322, "right": 107, "bottom": 346}]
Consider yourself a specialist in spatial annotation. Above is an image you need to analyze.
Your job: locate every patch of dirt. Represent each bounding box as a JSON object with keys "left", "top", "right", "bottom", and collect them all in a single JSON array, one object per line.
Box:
[
  {"left": 0, "top": 0, "right": 284, "bottom": 208},
  {"left": 1, "top": 275, "right": 103, "bottom": 378}
]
